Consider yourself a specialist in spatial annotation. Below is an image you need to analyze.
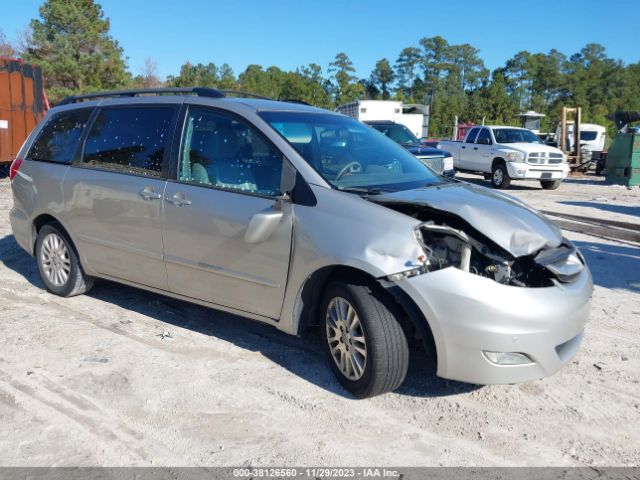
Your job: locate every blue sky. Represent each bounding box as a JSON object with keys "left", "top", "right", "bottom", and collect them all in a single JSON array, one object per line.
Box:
[{"left": 2, "top": 0, "right": 639, "bottom": 80}]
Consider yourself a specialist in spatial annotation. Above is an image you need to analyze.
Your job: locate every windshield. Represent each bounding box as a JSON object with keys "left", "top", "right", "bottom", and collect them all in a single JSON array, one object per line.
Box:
[
  {"left": 370, "top": 123, "right": 419, "bottom": 146},
  {"left": 493, "top": 128, "right": 543, "bottom": 144},
  {"left": 259, "top": 111, "right": 444, "bottom": 192},
  {"left": 580, "top": 131, "right": 598, "bottom": 141}
]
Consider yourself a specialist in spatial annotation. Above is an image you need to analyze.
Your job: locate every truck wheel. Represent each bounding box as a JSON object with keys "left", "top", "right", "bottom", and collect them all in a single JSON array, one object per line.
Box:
[
  {"left": 320, "top": 280, "right": 409, "bottom": 398},
  {"left": 491, "top": 162, "right": 511, "bottom": 189},
  {"left": 540, "top": 180, "right": 561, "bottom": 190},
  {"left": 35, "top": 223, "right": 94, "bottom": 297}
]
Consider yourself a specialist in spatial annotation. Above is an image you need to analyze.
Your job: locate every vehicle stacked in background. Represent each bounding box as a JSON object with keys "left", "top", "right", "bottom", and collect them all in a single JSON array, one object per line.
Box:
[
  {"left": 540, "top": 107, "right": 607, "bottom": 174},
  {"left": 337, "top": 100, "right": 429, "bottom": 138},
  {"left": 336, "top": 100, "right": 454, "bottom": 176},
  {"left": 366, "top": 120, "right": 454, "bottom": 177},
  {"left": 0, "top": 58, "right": 49, "bottom": 167},
  {"left": 551, "top": 123, "right": 606, "bottom": 163},
  {"left": 438, "top": 125, "right": 569, "bottom": 189}
]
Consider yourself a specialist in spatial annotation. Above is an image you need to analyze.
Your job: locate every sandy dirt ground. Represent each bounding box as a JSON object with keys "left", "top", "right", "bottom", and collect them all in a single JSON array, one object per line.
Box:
[{"left": 0, "top": 170, "right": 638, "bottom": 467}]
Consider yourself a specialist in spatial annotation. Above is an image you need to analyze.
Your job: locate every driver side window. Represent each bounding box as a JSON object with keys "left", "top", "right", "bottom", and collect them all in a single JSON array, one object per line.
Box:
[
  {"left": 179, "top": 108, "right": 283, "bottom": 196},
  {"left": 476, "top": 128, "right": 492, "bottom": 145}
]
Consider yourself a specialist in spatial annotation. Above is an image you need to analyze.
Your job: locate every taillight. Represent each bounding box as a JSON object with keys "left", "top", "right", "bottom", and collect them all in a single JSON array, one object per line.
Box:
[{"left": 9, "top": 158, "right": 24, "bottom": 181}]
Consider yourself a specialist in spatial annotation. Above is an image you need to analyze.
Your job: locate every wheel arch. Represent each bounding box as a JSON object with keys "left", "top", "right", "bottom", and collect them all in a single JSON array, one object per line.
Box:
[
  {"left": 31, "top": 213, "right": 63, "bottom": 254},
  {"left": 30, "top": 214, "right": 82, "bottom": 265},
  {"left": 293, "top": 264, "right": 438, "bottom": 361},
  {"left": 491, "top": 157, "right": 506, "bottom": 169}
]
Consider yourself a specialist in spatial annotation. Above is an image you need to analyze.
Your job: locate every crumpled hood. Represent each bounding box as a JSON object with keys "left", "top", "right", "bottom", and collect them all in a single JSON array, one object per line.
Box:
[{"left": 372, "top": 182, "right": 563, "bottom": 257}]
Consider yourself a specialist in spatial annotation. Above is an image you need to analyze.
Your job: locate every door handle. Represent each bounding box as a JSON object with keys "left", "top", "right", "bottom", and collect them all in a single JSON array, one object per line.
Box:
[
  {"left": 461, "top": 146, "right": 466, "bottom": 149},
  {"left": 139, "top": 188, "right": 162, "bottom": 201},
  {"left": 166, "top": 192, "right": 192, "bottom": 207},
  {"left": 473, "top": 147, "right": 478, "bottom": 150}
]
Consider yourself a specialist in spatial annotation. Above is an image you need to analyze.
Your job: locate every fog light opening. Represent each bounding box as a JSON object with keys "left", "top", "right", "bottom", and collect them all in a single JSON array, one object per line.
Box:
[{"left": 483, "top": 351, "right": 534, "bottom": 365}]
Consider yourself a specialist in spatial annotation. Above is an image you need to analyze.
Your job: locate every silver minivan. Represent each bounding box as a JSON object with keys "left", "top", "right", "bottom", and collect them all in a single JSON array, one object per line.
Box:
[{"left": 9, "top": 88, "right": 592, "bottom": 398}]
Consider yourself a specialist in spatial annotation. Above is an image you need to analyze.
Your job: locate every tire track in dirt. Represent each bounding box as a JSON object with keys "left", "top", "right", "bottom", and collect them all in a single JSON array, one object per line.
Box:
[{"left": 0, "top": 366, "right": 186, "bottom": 465}]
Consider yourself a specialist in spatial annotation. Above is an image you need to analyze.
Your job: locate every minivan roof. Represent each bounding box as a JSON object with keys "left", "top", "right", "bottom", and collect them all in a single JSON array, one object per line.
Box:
[{"left": 54, "top": 88, "right": 333, "bottom": 115}]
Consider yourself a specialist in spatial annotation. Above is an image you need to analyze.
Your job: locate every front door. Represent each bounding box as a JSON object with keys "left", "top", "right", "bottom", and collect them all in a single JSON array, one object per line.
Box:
[
  {"left": 471, "top": 127, "right": 494, "bottom": 171},
  {"left": 162, "top": 106, "right": 293, "bottom": 319},
  {"left": 63, "top": 105, "right": 177, "bottom": 290}
]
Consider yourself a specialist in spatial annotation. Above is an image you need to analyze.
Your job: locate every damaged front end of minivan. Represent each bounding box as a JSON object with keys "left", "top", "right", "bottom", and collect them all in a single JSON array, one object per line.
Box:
[
  {"left": 370, "top": 183, "right": 586, "bottom": 288},
  {"left": 364, "top": 183, "right": 592, "bottom": 385}
]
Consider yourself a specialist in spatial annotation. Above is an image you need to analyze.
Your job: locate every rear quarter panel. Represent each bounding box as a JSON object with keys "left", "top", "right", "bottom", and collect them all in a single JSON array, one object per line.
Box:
[{"left": 11, "top": 160, "right": 70, "bottom": 254}]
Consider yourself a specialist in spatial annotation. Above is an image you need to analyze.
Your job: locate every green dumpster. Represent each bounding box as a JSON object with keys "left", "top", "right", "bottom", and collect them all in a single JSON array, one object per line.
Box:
[{"left": 606, "top": 132, "right": 640, "bottom": 187}]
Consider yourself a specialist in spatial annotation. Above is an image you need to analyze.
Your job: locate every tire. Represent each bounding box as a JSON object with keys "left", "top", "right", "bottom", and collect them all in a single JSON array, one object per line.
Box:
[
  {"left": 540, "top": 180, "right": 561, "bottom": 190},
  {"left": 35, "top": 223, "right": 94, "bottom": 297},
  {"left": 491, "top": 162, "right": 511, "bottom": 189},
  {"left": 320, "top": 280, "right": 409, "bottom": 398}
]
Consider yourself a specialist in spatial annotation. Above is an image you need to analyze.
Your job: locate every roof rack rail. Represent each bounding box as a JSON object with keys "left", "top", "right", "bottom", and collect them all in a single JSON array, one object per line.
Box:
[
  {"left": 218, "top": 89, "right": 271, "bottom": 100},
  {"left": 282, "top": 99, "right": 311, "bottom": 106},
  {"left": 58, "top": 87, "right": 225, "bottom": 105}
]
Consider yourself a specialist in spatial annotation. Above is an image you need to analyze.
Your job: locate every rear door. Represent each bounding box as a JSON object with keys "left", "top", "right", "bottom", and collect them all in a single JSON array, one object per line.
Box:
[
  {"left": 161, "top": 105, "right": 293, "bottom": 319},
  {"left": 62, "top": 104, "right": 179, "bottom": 289},
  {"left": 459, "top": 127, "right": 480, "bottom": 168}
]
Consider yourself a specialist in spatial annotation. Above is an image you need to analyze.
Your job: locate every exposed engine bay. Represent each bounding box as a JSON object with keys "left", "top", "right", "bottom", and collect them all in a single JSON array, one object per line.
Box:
[{"left": 375, "top": 200, "right": 584, "bottom": 287}]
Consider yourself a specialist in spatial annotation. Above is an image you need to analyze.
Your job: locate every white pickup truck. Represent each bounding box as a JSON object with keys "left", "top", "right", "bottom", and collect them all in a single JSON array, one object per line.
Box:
[{"left": 438, "top": 126, "right": 569, "bottom": 189}]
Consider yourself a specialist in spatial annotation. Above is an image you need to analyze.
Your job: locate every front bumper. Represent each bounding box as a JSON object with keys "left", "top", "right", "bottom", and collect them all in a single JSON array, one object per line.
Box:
[
  {"left": 506, "top": 162, "right": 570, "bottom": 181},
  {"left": 397, "top": 265, "right": 592, "bottom": 384}
]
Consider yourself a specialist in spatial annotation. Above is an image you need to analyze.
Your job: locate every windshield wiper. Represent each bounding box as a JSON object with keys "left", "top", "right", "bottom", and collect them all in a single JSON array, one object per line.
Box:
[{"left": 336, "top": 186, "right": 386, "bottom": 195}]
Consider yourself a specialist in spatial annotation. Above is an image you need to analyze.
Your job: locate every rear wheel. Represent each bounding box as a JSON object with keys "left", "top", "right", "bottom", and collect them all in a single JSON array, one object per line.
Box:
[
  {"left": 320, "top": 280, "right": 409, "bottom": 398},
  {"left": 35, "top": 223, "right": 94, "bottom": 297},
  {"left": 491, "top": 162, "right": 511, "bottom": 189},
  {"left": 540, "top": 180, "right": 561, "bottom": 190}
]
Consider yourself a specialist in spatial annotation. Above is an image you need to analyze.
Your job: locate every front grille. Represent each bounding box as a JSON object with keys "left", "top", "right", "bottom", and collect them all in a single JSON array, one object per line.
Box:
[
  {"left": 417, "top": 156, "right": 444, "bottom": 173},
  {"left": 548, "top": 153, "right": 563, "bottom": 164},
  {"left": 527, "top": 152, "right": 547, "bottom": 164}
]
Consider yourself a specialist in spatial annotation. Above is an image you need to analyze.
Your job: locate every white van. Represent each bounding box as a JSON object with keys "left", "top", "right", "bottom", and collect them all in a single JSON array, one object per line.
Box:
[{"left": 556, "top": 123, "right": 606, "bottom": 159}]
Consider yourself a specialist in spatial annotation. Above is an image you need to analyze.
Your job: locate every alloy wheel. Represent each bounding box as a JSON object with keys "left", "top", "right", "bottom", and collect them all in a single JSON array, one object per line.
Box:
[
  {"left": 493, "top": 168, "right": 503, "bottom": 185},
  {"left": 325, "top": 297, "right": 367, "bottom": 380},
  {"left": 40, "top": 233, "right": 71, "bottom": 287}
]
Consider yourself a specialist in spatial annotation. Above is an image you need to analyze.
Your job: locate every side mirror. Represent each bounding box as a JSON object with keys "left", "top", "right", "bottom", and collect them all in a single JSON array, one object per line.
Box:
[
  {"left": 245, "top": 205, "right": 285, "bottom": 243},
  {"left": 478, "top": 137, "right": 492, "bottom": 145}
]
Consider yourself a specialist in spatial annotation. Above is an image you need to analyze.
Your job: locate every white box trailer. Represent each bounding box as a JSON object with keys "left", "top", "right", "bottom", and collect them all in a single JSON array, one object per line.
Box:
[{"left": 337, "top": 100, "right": 429, "bottom": 138}]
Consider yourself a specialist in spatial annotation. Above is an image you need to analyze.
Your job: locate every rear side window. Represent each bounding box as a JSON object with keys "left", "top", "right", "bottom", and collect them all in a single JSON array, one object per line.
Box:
[
  {"left": 28, "top": 109, "right": 92, "bottom": 163},
  {"left": 465, "top": 127, "right": 480, "bottom": 143},
  {"left": 82, "top": 106, "right": 174, "bottom": 177}
]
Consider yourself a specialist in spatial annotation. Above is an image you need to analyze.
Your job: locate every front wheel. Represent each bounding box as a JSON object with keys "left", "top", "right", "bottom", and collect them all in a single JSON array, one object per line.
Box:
[
  {"left": 540, "top": 180, "right": 561, "bottom": 190},
  {"left": 491, "top": 162, "right": 511, "bottom": 189},
  {"left": 320, "top": 281, "right": 409, "bottom": 398}
]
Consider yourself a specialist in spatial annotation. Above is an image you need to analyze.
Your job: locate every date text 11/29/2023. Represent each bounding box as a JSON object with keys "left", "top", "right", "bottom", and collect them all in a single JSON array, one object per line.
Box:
[{"left": 232, "top": 468, "right": 401, "bottom": 478}]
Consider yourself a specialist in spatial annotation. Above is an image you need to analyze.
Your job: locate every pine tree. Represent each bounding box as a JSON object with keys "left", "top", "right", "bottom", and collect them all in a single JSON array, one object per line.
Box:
[{"left": 23, "top": 0, "right": 130, "bottom": 103}]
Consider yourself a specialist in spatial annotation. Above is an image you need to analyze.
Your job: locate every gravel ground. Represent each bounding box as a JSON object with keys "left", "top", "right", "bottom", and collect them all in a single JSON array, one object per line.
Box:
[{"left": 0, "top": 170, "right": 638, "bottom": 467}]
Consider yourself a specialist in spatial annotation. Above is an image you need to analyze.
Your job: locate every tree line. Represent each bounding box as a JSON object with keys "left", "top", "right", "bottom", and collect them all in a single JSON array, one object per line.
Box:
[{"left": 2, "top": 0, "right": 639, "bottom": 137}]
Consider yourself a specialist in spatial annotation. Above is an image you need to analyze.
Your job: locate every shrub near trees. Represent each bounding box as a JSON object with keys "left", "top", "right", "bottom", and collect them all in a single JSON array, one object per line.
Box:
[{"left": 6, "top": 0, "right": 640, "bottom": 137}]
